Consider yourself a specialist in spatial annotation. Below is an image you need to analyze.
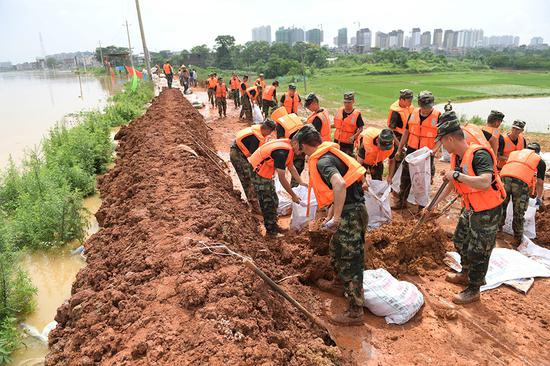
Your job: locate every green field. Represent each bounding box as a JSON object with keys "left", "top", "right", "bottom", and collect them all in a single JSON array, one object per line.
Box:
[{"left": 305, "top": 70, "right": 550, "bottom": 119}]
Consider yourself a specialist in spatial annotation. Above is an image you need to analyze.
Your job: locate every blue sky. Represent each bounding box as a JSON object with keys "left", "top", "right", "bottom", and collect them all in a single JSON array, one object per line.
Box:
[{"left": 1, "top": 0, "right": 549, "bottom": 63}]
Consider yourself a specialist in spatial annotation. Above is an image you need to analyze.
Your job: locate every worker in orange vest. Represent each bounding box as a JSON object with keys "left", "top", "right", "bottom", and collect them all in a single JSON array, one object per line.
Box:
[
  {"left": 357, "top": 128, "right": 397, "bottom": 181},
  {"left": 498, "top": 120, "right": 527, "bottom": 170},
  {"left": 229, "top": 72, "right": 241, "bottom": 109},
  {"left": 499, "top": 144, "right": 545, "bottom": 246},
  {"left": 262, "top": 80, "right": 279, "bottom": 118},
  {"left": 427, "top": 111, "right": 505, "bottom": 305},
  {"left": 304, "top": 93, "right": 332, "bottom": 142},
  {"left": 482, "top": 110, "right": 505, "bottom": 156},
  {"left": 393, "top": 91, "right": 441, "bottom": 210},
  {"left": 255, "top": 73, "right": 266, "bottom": 109},
  {"left": 293, "top": 124, "right": 368, "bottom": 326},
  {"left": 387, "top": 89, "right": 414, "bottom": 143},
  {"left": 280, "top": 84, "right": 301, "bottom": 114},
  {"left": 230, "top": 120, "right": 277, "bottom": 210},
  {"left": 272, "top": 112, "right": 305, "bottom": 187},
  {"left": 206, "top": 73, "right": 218, "bottom": 107},
  {"left": 239, "top": 75, "right": 251, "bottom": 120},
  {"left": 243, "top": 85, "right": 260, "bottom": 121},
  {"left": 214, "top": 77, "right": 228, "bottom": 118},
  {"left": 526, "top": 142, "right": 546, "bottom": 208},
  {"left": 162, "top": 61, "right": 173, "bottom": 89},
  {"left": 248, "top": 138, "right": 306, "bottom": 237},
  {"left": 333, "top": 92, "right": 365, "bottom": 156}
]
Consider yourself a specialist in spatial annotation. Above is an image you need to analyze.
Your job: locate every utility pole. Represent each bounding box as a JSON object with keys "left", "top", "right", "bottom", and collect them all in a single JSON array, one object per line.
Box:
[
  {"left": 135, "top": 0, "right": 151, "bottom": 77},
  {"left": 98, "top": 40, "right": 104, "bottom": 69},
  {"left": 124, "top": 20, "right": 135, "bottom": 71}
]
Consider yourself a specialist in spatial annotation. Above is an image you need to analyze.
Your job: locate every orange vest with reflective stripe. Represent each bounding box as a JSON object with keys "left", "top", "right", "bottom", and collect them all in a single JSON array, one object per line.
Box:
[
  {"left": 306, "top": 109, "right": 331, "bottom": 142},
  {"left": 463, "top": 124, "right": 491, "bottom": 150},
  {"left": 208, "top": 77, "right": 217, "bottom": 88},
  {"left": 333, "top": 108, "right": 361, "bottom": 143},
  {"left": 215, "top": 83, "right": 227, "bottom": 98},
  {"left": 263, "top": 85, "right": 276, "bottom": 101},
  {"left": 255, "top": 78, "right": 265, "bottom": 89},
  {"left": 162, "top": 64, "right": 172, "bottom": 74},
  {"left": 246, "top": 86, "right": 259, "bottom": 101},
  {"left": 500, "top": 149, "right": 541, "bottom": 190},
  {"left": 271, "top": 106, "right": 288, "bottom": 123},
  {"left": 248, "top": 139, "right": 294, "bottom": 179},
  {"left": 387, "top": 100, "right": 414, "bottom": 135},
  {"left": 499, "top": 133, "right": 525, "bottom": 169},
  {"left": 230, "top": 77, "right": 240, "bottom": 90},
  {"left": 307, "top": 142, "right": 366, "bottom": 210},
  {"left": 450, "top": 144, "right": 506, "bottom": 212},
  {"left": 482, "top": 126, "right": 500, "bottom": 141},
  {"left": 407, "top": 108, "right": 440, "bottom": 150},
  {"left": 360, "top": 127, "right": 395, "bottom": 166},
  {"left": 235, "top": 125, "right": 265, "bottom": 157},
  {"left": 276, "top": 114, "right": 303, "bottom": 138},
  {"left": 283, "top": 92, "right": 300, "bottom": 114}
]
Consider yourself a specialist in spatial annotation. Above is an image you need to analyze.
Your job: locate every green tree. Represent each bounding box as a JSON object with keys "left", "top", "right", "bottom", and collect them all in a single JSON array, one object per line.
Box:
[
  {"left": 214, "top": 35, "right": 236, "bottom": 69},
  {"left": 45, "top": 57, "right": 59, "bottom": 69}
]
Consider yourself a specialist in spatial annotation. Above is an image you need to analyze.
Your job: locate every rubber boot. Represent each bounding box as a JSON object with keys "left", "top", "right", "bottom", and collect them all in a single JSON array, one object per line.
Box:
[
  {"left": 445, "top": 271, "right": 469, "bottom": 285},
  {"left": 316, "top": 278, "right": 345, "bottom": 297},
  {"left": 452, "top": 285, "right": 480, "bottom": 305},
  {"left": 328, "top": 304, "right": 364, "bottom": 326}
]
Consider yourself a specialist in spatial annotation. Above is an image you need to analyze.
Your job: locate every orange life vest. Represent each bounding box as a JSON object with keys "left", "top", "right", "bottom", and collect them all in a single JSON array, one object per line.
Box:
[
  {"left": 162, "top": 64, "right": 172, "bottom": 74},
  {"left": 407, "top": 108, "right": 441, "bottom": 150},
  {"left": 230, "top": 77, "right": 240, "bottom": 90},
  {"left": 387, "top": 100, "right": 414, "bottom": 135},
  {"left": 283, "top": 92, "right": 300, "bottom": 114},
  {"left": 215, "top": 83, "right": 227, "bottom": 98},
  {"left": 262, "top": 85, "right": 276, "bottom": 101},
  {"left": 307, "top": 142, "right": 366, "bottom": 211},
  {"left": 500, "top": 149, "right": 541, "bottom": 191},
  {"left": 276, "top": 114, "right": 303, "bottom": 138},
  {"left": 498, "top": 133, "right": 525, "bottom": 169},
  {"left": 271, "top": 106, "right": 288, "bottom": 123},
  {"left": 241, "top": 81, "right": 249, "bottom": 92},
  {"left": 360, "top": 127, "right": 395, "bottom": 166},
  {"left": 208, "top": 77, "right": 217, "bottom": 89},
  {"left": 450, "top": 144, "right": 506, "bottom": 212},
  {"left": 248, "top": 139, "right": 294, "bottom": 179},
  {"left": 235, "top": 125, "right": 266, "bottom": 157},
  {"left": 333, "top": 107, "right": 361, "bottom": 144},
  {"left": 482, "top": 126, "right": 501, "bottom": 141},
  {"left": 255, "top": 78, "right": 265, "bottom": 89},
  {"left": 463, "top": 124, "right": 491, "bottom": 150},
  {"left": 306, "top": 109, "right": 332, "bottom": 142},
  {"left": 246, "top": 86, "right": 259, "bottom": 101}
]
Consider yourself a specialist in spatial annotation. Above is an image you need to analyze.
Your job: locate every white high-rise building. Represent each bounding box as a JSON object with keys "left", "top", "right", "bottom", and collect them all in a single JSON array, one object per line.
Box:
[
  {"left": 356, "top": 28, "right": 372, "bottom": 51},
  {"left": 252, "top": 26, "right": 272, "bottom": 43}
]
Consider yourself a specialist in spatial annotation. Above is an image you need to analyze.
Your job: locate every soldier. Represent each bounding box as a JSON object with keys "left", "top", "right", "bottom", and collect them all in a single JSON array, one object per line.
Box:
[
  {"left": 304, "top": 93, "right": 332, "bottom": 142},
  {"left": 242, "top": 84, "right": 259, "bottom": 122},
  {"left": 333, "top": 92, "right": 365, "bottom": 156},
  {"left": 261, "top": 80, "right": 279, "bottom": 118},
  {"left": 214, "top": 77, "right": 228, "bottom": 118},
  {"left": 272, "top": 111, "right": 304, "bottom": 187},
  {"left": 482, "top": 110, "right": 505, "bottom": 156},
  {"left": 239, "top": 75, "right": 250, "bottom": 119},
  {"left": 248, "top": 138, "right": 305, "bottom": 237},
  {"left": 229, "top": 72, "right": 241, "bottom": 109},
  {"left": 428, "top": 111, "right": 505, "bottom": 304},
  {"left": 387, "top": 89, "right": 414, "bottom": 143},
  {"left": 162, "top": 61, "right": 174, "bottom": 89},
  {"left": 499, "top": 143, "right": 545, "bottom": 246},
  {"left": 280, "top": 84, "right": 301, "bottom": 114},
  {"left": 206, "top": 73, "right": 218, "bottom": 107},
  {"left": 294, "top": 125, "right": 368, "bottom": 325},
  {"left": 230, "top": 120, "right": 277, "bottom": 210},
  {"left": 526, "top": 142, "right": 546, "bottom": 208},
  {"left": 498, "top": 120, "right": 527, "bottom": 169},
  {"left": 357, "top": 128, "right": 397, "bottom": 181},
  {"left": 255, "top": 73, "right": 266, "bottom": 109},
  {"left": 393, "top": 91, "right": 441, "bottom": 210}
]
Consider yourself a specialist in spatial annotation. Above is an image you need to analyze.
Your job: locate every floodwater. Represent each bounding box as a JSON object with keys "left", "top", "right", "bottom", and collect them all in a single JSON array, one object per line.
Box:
[
  {"left": 436, "top": 96, "right": 550, "bottom": 133},
  {"left": 0, "top": 70, "right": 122, "bottom": 169}
]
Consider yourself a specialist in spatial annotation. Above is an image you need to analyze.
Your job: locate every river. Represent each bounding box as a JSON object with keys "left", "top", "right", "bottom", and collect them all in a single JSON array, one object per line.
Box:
[{"left": 0, "top": 70, "right": 122, "bottom": 366}]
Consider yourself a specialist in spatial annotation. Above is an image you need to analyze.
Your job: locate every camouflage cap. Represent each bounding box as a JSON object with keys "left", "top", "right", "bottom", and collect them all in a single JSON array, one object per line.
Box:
[
  {"left": 512, "top": 119, "right": 526, "bottom": 130},
  {"left": 527, "top": 142, "right": 541, "bottom": 154},
  {"left": 343, "top": 92, "right": 355, "bottom": 101},
  {"left": 488, "top": 110, "right": 505, "bottom": 121},
  {"left": 304, "top": 93, "right": 318, "bottom": 107},
  {"left": 418, "top": 90, "right": 435, "bottom": 107},
  {"left": 399, "top": 89, "right": 414, "bottom": 99},
  {"left": 288, "top": 83, "right": 297, "bottom": 90},
  {"left": 378, "top": 128, "right": 395, "bottom": 150},
  {"left": 436, "top": 111, "right": 461, "bottom": 142}
]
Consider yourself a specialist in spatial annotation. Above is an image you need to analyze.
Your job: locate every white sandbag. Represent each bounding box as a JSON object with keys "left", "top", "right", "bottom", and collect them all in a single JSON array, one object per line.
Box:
[
  {"left": 519, "top": 236, "right": 550, "bottom": 269},
  {"left": 503, "top": 198, "right": 537, "bottom": 239},
  {"left": 252, "top": 105, "right": 263, "bottom": 124},
  {"left": 405, "top": 147, "right": 432, "bottom": 207},
  {"left": 365, "top": 180, "right": 392, "bottom": 229},
  {"left": 290, "top": 186, "right": 317, "bottom": 230},
  {"left": 391, "top": 163, "right": 403, "bottom": 193},
  {"left": 363, "top": 269, "right": 424, "bottom": 325},
  {"left": 274, "top": 177, "right": 292, "bottom": 215}
]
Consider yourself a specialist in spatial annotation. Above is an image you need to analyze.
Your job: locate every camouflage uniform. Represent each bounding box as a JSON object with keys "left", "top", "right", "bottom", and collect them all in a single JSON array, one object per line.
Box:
[
  {"left": 396, "top": 154, "right": 435, "bottom": 207},
  {"left": 500, "top": 176, "right": 530, "bottom": 240},
  {"left": 216, "top": 96, "right": 227, "bottom": 117},
  {"left": 453, "top": 205, "right": 501, "bottom": 287},
  {"left": 290, "top": 153, "right": 305, "bottom": 188},
  {"left": 364, "top": 162, "right": 384, "bottom": 181},
  {"left": 252, "top": 173, "right": 278, "bottom": 234},
  {"left": 231, "top": 89, "right": 241, "bottom": 108},
  {"left": 229, "top": 145, "right": 256, "bottom": 203},
  {"left": 262, "top": 100, "right": 277, "bottom": 118},
  {"left": 240, "top": 95, "right": 252, "bottom": 121},
  {"left": 330, "top": 203, "right": 368, "bottom": 307},
  {"left": 207, "top": 88, "right": 215, "bottom": 106}
]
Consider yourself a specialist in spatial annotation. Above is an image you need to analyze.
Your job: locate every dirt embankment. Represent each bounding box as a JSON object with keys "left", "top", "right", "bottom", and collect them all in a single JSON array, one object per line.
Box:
[{"left": 45, "top": 89, "right": 345, "bottom": 365}]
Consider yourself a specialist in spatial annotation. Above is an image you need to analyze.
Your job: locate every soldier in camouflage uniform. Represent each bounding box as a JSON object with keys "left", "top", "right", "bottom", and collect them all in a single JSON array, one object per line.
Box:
[
  {"left": 428, "top": 112, "right": 505, "bottom": 304},
  {"left": 499, "top": 176, "right": 530, "bottom": 243},
  {"left": 294, "top": 125, "right": 368, "bottom": 326}
]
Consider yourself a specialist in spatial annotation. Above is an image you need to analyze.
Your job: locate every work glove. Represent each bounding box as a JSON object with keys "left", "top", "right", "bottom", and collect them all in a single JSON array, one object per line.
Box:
[{"left": 536, "top": 197, "right": 543, "bottom": 207}]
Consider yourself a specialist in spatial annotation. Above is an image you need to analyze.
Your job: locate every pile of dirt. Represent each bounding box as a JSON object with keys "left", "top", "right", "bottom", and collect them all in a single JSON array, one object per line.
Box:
[
  {"left": 364, "top": 217, "right": 452, "bottom": 276},
  {"left": 535, "top": 208, "right": 550, "bottom": 248},
  {"left": 46, "top": 89, "right": 346, "bottom": 365}
]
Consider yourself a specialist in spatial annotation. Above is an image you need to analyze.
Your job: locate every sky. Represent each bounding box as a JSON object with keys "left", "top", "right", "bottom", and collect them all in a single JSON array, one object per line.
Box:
[{"left": 1, "top": 0, "right": 549, "bottom": 63}]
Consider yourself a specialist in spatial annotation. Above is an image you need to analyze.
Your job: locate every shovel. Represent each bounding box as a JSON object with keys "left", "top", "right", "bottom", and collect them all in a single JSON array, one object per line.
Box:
[
  {"left": 243, "top": 258, "right": 336, "bottom": 346},
  {"left": 408, "top": 180, "right": 449, "bottom": 238}
]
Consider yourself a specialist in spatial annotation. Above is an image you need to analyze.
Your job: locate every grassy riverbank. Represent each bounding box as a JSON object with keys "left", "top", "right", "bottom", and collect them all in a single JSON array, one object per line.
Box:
[{"left": 0, "top": 81, "right": 153, "bottom": 363}]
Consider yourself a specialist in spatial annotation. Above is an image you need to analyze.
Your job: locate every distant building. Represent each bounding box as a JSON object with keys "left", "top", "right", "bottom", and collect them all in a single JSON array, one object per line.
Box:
[
  {"left": 0, "top": 61, "right": 13, "bottom": 72},
  {"left": 456, "top": 29, "right": 484, "bottom": 48},
  {"left": 388, "top": 30, "right": 404, "bottom": 48},
  {"left": 350, "top": 37, "right": 356, "bottom": 46},
  {"left": 275, "top": 27, "right": 304, "bottom": 46},
  {"left": 411, "top": 27, "right": 421, "bottom": 49},
  {"left": 420, "top": 31, "right": 431, "bottom": 48},
  {"left": 484, "top": 35, "right": 520, "bottom": 47},
  {"left": 433, "top": 29, "right": 443, "bottom": 48},
  {"left": 337, "top": 28, "right": 348, "bottom": 48},
  {"left": 306, "top": 28, "right": 323, "bottom": 46},
  {"left": 375, "top": 32, "right": 389, "bottom": 49},
  {"left": 443, "top": 29, "right": 457, "bottom": 50},
  {"left": 252, "top": 26, "right": 272, "bottom": 43},
  {"left": 530, "top": 36, "right": 544, "bottom": 46},
  {"left": 356, "top": 28, "right": 372, "bottom": 52}
]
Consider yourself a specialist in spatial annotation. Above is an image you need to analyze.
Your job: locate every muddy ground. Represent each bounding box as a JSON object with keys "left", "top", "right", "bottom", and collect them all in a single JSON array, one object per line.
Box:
[{"left": 46, "top": 88, "right": 549, "bottom": 365}]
